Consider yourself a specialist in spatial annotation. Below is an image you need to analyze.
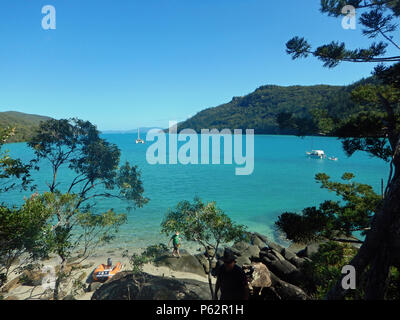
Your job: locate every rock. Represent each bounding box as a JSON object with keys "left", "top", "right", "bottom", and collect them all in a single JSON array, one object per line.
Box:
[
  {"left": 194, "top": 254, "right": 217, "bottom": 274},
  {"left": 253, "top": 233, "right": 269, "bottom": 243},
  {"left": 232, "top": 241, "right": 250, "bottom": 252},
  {"left": 260, "top": 249, "right": 285, "bottom": 262},
  {"left": 229, "top": 247, "right": 242, "bottom": 257},
  {"left": 264, "top": 240, "right": 285, "bottom": 254},
  {"left": 91, "top": 272, "right": 211, "bottom": 300},
  {"left": 287, "top": 242, "right": 307, "bottom": 253},
  {"left": 154, "top": 251, "right": 206, "bottom": 277},
  {"left": 235, "top": 256, "right": 251, "bottom": 267},
  {"left": 262, "top": 259, "right": 300, "bottom": 284},
  {"left": 282, "top": 248, "right": 297, "bottom": 261},
  {"left": 250, "top": 234, "right": 266, "bottom": 249},
  {"left": 241, "top": 245, "right": 261, "bottom": 261},
  {"left": 260, "top": 250, "right": 275, "bottom": 261},
  {"left": 289, "top": 257, "right": 307, "bottom": 269},
  {"left": 271, "top": 249, "right": 286, "bottom": 261},
  {"left": 88, "top": 281, "right": 103, "bottom": 292},
  {"left": 20, "top": 269, "right": 46, "bottom": 287},
  {"left": 4, "top": 296, "right": 19, "bottom": 300},
  {"left": 1, "top": 277, "right": 21, "bottom": 293},
  {"left": 269, "top": 271, "right": 308, "bottom": 300},
  {"left": 63, "top": 295, "right": 76, "bottom": 300},
  {"left": 244, "top": 263, "right": 272, "bottom": 291},
  {"left": 1, "top": 268, "right": 48, "bottom": 293},
  {"left": 215, "top": 248, "right": 224, "bottom": 260},
  {"left": 194, "top": 254, "right": 209, "bottom": 273},
  {"left": 298, "top": 243, "right": 321, "bottom": 258}
]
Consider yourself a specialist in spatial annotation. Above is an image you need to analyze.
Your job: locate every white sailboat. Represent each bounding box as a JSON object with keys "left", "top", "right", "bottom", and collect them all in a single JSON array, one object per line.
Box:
[
  {"left": 136, "top": 128, "right": 145, "bottom": 144},
  {"left": 306, "top": 150, "right": 326, "bottom": 159}
]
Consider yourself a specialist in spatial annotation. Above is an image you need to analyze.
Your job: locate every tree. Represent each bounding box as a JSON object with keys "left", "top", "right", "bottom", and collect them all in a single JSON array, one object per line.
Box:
[
  {"left": 25, "top": 118, "right": 148, "bottom": 299},
  {"left": 0, "top": 193, "right": 52, "bottom": 289},
  {"left": 0, "top": 128, "right": 46, "bottom": 291},
  {"left": 297, "top": 241, "right": 359, "bottom": 299},
  {"left": 28, "top": 118, "right": 149, "bottom": 210},
  {"left": 286, "top": 1, "right": 400, "bottom": 66},
  {"left": 161, "top": 198, "right": 248, "bottom": 299},
  {"left": 282, "top": 0, "right": 400, "bottom": 299},
  {"left": 0, "top": 127, "right": 32, "bottom": 193},
  {"left": 41, "top": 192, "right": 127, "bottom": 300},
  {"left": 275, "top": 173, "right": 381, "bottom": 244}
]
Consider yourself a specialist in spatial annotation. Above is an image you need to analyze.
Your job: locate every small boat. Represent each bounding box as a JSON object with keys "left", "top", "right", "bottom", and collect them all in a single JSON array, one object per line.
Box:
[
  {"left": 136, "top": 128, "right": 145, "bottom": 144},
  {"left": 329, "top": 157, "right": 339, "bottom": 161},
  {"left": 92, "top": 258, "right": 123, "bottom": 282},
  {"left": 306, "top": 150, "right": 326, "bottom": 159}
]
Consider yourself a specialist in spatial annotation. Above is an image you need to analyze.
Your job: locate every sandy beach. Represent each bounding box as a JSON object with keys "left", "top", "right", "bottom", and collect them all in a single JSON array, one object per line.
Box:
[{"left": 1, "top": 244, "right": 214, "bottom": 301}]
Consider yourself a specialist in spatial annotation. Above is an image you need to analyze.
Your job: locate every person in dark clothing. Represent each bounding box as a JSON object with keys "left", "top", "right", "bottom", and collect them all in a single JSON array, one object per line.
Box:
[{"left": 214, "top": 249, "right": 249, "bottom": 300}]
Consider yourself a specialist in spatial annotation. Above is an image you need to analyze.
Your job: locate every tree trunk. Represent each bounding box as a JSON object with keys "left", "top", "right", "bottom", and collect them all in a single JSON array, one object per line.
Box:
[
  {"left": 207, "top": 258, "right": 214, "bottom": 299},
  {"left": 326, "top": 168, "right": 400, "bottom": 300},
  {"left": 53, "top": 257, "right": 66, "bottom": 300}
]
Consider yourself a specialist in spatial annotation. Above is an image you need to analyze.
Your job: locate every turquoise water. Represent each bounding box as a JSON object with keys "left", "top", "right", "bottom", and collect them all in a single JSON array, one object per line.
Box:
[{"left": 1, "top": 134, "right": 388, "bottom": 250}]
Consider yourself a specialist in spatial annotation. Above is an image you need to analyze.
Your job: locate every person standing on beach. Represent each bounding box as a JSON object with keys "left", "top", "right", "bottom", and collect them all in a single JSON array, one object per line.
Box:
[{"left": 168, "top": 231, "right": 182, "bottom": 258}]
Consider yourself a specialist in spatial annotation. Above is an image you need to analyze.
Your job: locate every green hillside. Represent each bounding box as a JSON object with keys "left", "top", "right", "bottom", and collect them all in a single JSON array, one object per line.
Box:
[
  {"left": 0, "top": 111, "right": 52, "bottom": 143},
  {"left": 177, "top": 78, "right": 373, "bottom": 134}
]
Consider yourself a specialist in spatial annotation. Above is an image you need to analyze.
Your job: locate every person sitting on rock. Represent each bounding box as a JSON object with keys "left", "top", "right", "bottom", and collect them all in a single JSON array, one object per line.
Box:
[{"left": 215, "top": 248, "right": 249, "bottom": 300}]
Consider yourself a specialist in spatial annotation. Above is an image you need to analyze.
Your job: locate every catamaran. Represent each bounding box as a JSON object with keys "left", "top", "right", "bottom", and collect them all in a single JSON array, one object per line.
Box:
[{"left": 136, "top": 128, "right": 145, "bottom": 144}]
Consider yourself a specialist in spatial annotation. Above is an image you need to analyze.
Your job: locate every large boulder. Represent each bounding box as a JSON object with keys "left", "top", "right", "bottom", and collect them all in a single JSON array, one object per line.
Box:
[
  {"left": 289, "top": 256, "right": 307, "bottom": 269},
  {"left": 250, "top": 234, "right": 267, "bottom": 249},
  {"left": 194, "top": 254, "right": 208, "bottom": 273},
  {"left": 269, "top": 271, "right": 308, "bottom": 300},
  {"left": 297, "top": 243, "right": 321, "bottom": 258},
  {"left": 282, "top": 248, "right": 297, "bottom": 261},
  {"left": 232, "top": 241, "right": 250, "bottom": 253},
  {"left": 261, "top": 237, "right": 285, "bottom": 254},
  {"left": 243, "top": 262, "right": 272, "bottom": 294},
  {"left": 20, "top": 269, "right": 46, "bottom": 287},
  {"left": 1, "top": 269, "right": 46, "bottom": 293},
  {"left": 91, "top": 272, "right": 211, "bottom": 300},
  {"left": 154, "top": 251, "right": 206, "bottom": 277},
  {"left": 88, "top": 281, "right": 103, "bottom": 292},
  {"left": 253, "top": 233, "right": 269, "bottom": 243},
  {"left": 260, "top": 249, "right": 285, "bottom": 262},
  {"left": 262, "top": 259, "right": 301, "bottom": 284},
  {"left": 241, "top": 245, "right": 261, "bottom": 261},
  {"left": 229, "top": 247, "right": 242, "bottom": 257},
  {"left": 194, "top": 254, "right": 217, "bottom": 274},
  {"left": 1, "top": 277, "right": 21, "bottom": 293},
  {"left": 235, "top": 256, "right": 251, "bottom": 268}
]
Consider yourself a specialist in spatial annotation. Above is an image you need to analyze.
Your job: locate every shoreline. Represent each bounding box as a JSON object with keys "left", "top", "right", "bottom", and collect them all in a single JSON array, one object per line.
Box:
[{"left": 1, "top": 243, "right": 212, "bottom": 301}]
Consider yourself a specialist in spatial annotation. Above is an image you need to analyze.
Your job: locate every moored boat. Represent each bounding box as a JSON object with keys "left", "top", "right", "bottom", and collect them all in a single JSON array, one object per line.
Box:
[
  {"left": 306, "top": 150, "right": 326, "bottom": 159},
  {"left": 92, "top": 258, "right": 123, "bottom": 282}
]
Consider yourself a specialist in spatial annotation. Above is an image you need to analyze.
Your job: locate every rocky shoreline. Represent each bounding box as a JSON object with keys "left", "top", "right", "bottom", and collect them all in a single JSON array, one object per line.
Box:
[
  {"left": 1, "top": 232, "right": 356, "bottom": 300},
  {"left": 90, "top": 232, "right": 324, "bottom": 300}
]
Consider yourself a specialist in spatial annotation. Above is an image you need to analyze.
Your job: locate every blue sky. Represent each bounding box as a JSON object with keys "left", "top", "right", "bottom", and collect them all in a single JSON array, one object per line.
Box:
[{"left": 0, "top": 1, "right": 397, "bottom": 130}]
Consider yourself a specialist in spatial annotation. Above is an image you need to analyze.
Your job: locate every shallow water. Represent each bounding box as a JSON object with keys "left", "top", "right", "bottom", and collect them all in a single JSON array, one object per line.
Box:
[{"left": 1, "top": 134, "right": 388, "bottom": 251}]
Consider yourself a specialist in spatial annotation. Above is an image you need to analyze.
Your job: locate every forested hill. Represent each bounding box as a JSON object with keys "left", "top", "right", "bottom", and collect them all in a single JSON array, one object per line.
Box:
[
  {"left": 177, "top": 78, "right": 374, "bottom": 134},
  {"left": 0, "top": 111, "right": 52, "bottom": 143}
]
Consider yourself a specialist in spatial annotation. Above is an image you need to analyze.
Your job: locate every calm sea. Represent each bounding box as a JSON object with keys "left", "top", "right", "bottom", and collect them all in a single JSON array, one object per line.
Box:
[{"left": 1, "top": 134, "right": 389, "bottom": 251}]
